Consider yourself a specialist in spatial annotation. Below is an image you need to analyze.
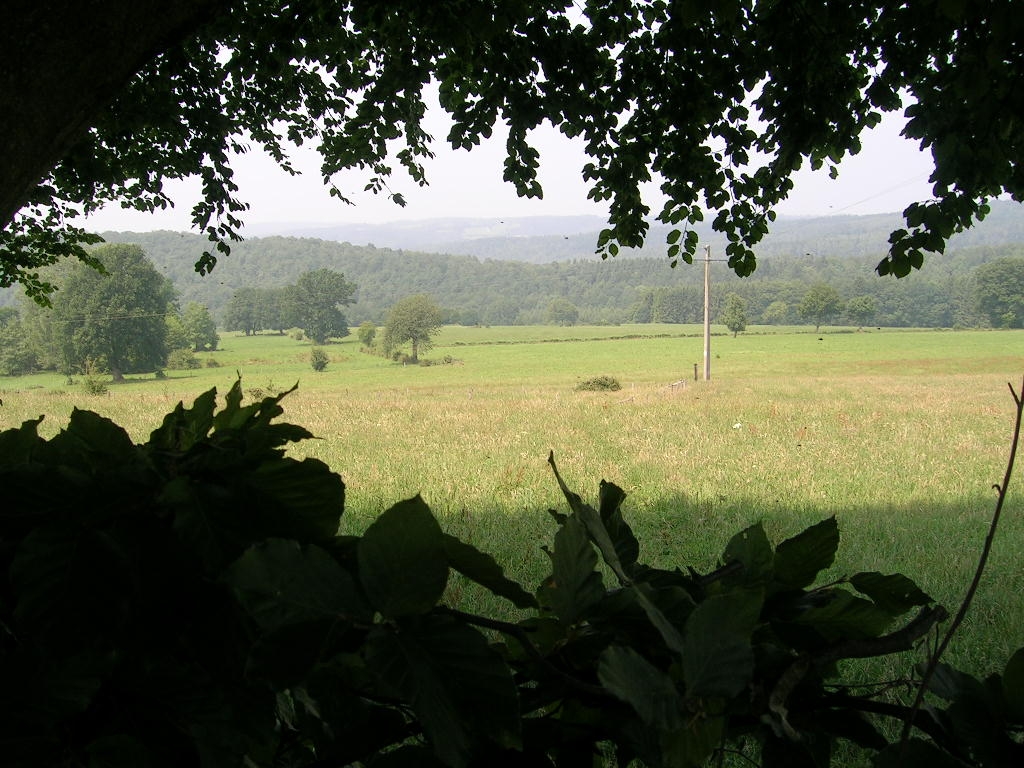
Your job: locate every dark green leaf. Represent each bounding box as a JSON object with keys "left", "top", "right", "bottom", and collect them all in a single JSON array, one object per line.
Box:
[
  {"left": 659, "top": 714, "right": 723, "bottom": 768},
  {"left": 365, "top": 614, "right": 521, "bottom": 767},
  {"left": 682, "top": 590, "right": 761, "bottom": 699},
  {"left": 222, "top": 538, "right": 368, "bottom": 629},
  {"left": 358, "top": 495, "right": 448, "bottom": 618},
  {"left": 1002, "top": 647, "right": 1024, "bottom": 720},
  {"left": 58, "top": 407, "right": 137, "bottom": 468},
  {"left": 873, "top": 738, "right": 969, "bottom": 767},
  {"left": 442, "top": 534, "right": 537, "bottom": 609},
  {"left": 773, "top": 517, "right": 839, "bottom": 591},
  {"left": 547, "top": 453, "right": 631, "bottom": 582},
  {"left": 850, "top": 572, "right": 932, "bottom": 616},
  {"left": 250, "top": 456, "right": 344, "bottom": 542},
  {"left": 631, "top": 582, "right": 688, "bottom": 655},
  {"left": 543, "top": 515, "right": 605, "bottom": 626},
  {"left": 723, "top": 522, "right": 774, "bottom": 584},
  {"left": 598, "top": 480, "right": 640, "bottom": 572},
  {"left": 147, "top": 387, "right": 217, "bottom": 452},
  {"left": 11, "top": 524, "right": 130, "bottom": 646},
  {"left": 793, "top": 590, "right": 893, "bottom": 642},
  {"left": 0, "top": 417, "right": 44, "bottom": 462},
  {"left": 926, "top": 662, "right": 985, "bottom": 702},
  {"left": 598, "top": 645, "right": 684, "bottom": 729}
]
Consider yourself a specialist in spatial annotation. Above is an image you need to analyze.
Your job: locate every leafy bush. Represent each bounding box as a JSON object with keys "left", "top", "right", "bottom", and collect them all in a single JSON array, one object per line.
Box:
[
  {"left": 576, "top": 374, "right": 622, "bottom": 391},
  {"left": 166, "top": 346, "right": 201, "bottom": 370},
  {"left": 205, "top": 357, "right": 221, "bottom": 368},
  {"left": 0, "top": 381, "right": 1020, "bottom": 768},
  {"left": 310, "top": 346, "right": 329, "bottom": 372},
  {"left": 357, "top": 320, "right": 377, "bottom": 348},
  {"left": 80, "top": 357, "right": 108, "bottom": 394}
]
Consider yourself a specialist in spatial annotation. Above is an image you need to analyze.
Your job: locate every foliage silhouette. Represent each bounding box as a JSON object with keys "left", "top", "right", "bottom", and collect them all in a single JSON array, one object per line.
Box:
[
  {"left": 4, "top": 3, "right": 1024, "bottom": 298},
  {"left": 2, "top": 379, "right": 1021, "bottom": 766}
]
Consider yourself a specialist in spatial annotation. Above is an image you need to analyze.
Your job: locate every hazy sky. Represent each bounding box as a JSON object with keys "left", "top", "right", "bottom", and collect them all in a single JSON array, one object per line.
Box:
[{"left": 84, "top": 106, "right": 935, "bottom": 234}]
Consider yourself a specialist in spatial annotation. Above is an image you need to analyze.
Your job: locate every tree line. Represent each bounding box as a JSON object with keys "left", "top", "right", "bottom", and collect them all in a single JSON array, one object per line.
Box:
[
  {"left": 0, "top": 244, "right": 451, "bottom": 378},
  {"left": 14, "top": 229, "right": 1011, "bottom": 332},
  {"left": 3, "top": 243, "right": 1023, "bottom": 378}
]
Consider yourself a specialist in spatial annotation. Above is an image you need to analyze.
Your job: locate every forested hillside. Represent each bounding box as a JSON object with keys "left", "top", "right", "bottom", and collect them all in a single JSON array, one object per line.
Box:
[
  {"left": 3, "top": 202, "right": 1023, "bottom": 329},
  {"left": 89, "top": 230, "right": 1020, "bottom": 329}
]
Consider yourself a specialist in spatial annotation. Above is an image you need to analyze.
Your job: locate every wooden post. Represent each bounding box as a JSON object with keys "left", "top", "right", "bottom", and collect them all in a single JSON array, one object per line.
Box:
[{"left": 703, "top": 245, "right": 711, "bottom": 381}]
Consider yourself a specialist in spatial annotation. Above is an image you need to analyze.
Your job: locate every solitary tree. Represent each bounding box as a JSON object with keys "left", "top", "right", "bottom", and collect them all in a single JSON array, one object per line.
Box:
[
  {"left": 50, "top": 243, "right": 173, "bottom": 381},
  {"left": 799, "top": 283, "right": 844, "bottom": 333},
  {"left": 223, "top": 287, "right": 261, "bottom": 336},
  {"left": 356, "top": 321, "right": 377, "bottom": 349},
  {"left": 383, "top": 295, "right": 443, "bottom": 363},
  {"left": 547, "top": 297, "right": 579, "bottom": 327},
  {"left": 845, "top": 295, "right": 877, "bottom": 330},
  {"left": 3, "top": 3, "right": 1023, "bottom": 301},
  {"left": 181, "top": 301, "right": 219, "bottom": 350},
  {"left": 720, "top": 293, "right": 748, "bottom": 337},
  {"left": 293, "top": 269, "right": 357, "bottom": 344},
  {"left": 974, "top": 258, "right": 1024, "bottom": 328},
  {"left": 762, "top": 300, "right": 791, "bottom": 326}
]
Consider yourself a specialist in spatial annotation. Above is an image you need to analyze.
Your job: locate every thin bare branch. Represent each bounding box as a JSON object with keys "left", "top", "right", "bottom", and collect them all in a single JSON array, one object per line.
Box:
[{"left": 900, "top": 375, "right": 1024, "bottom": 747}]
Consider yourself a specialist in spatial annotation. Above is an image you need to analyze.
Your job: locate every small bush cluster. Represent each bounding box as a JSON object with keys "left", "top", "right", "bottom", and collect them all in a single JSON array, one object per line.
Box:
[
  {"left": 310, "top": 347, "right": 329, "bottom": 372},
  {"left": 166, "top": 347, "right": 201, "bottom": 370},
  {"left": 80, "top": 357, "right": 108, "bottom": 394},
  {"left": 576, "top": 375, "right": 622, "bottom": 391},
  {"left": 81, "top": 375, "right": 108, "bottom": 395}
]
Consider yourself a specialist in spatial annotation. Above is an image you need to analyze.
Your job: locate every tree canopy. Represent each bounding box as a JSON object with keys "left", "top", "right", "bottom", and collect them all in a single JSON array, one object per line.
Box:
[
  {"left": 383, "top": 294, "right": 443, "bottom": 362},
  {"left": 2, "top": 1, "right": 1023, "bottom": 302},
  {"left": 38, "top": 243, "right": 173, "bottom": 380},
  {"left": 799, "top": 282, "right": 844, "bottom": 333},
  {"left": 720, "top": 293, "right": 748, "bottom": 337},
  {"left": 974, "top": 257, "right": 1024, "bottom": 328},
  {"left": 293, "top": 269, "right": 358, "bottom": 344}
]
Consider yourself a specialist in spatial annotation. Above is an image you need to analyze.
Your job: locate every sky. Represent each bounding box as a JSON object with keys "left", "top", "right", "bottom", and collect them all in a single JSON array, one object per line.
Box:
[{"left": 83, "top": 106, "right": 936, "bottom": 234}]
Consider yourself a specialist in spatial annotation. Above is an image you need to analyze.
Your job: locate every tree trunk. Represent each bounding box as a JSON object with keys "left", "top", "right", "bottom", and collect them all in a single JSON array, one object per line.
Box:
[{"left": 0, "top": 0, "right": 226, "bottom": 228}]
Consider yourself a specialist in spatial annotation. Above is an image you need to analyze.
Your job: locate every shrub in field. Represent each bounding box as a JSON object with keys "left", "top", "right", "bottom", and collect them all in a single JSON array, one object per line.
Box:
[
  {"left": 576, "top": 374, "right": 622, "bottom": 391},
  {"left": 80, "top": 357, "right": 108, "bottom": 394},
  {"left": 310, "top": 346, "right": 329, "bottom": 372},
  {"left": 357, "top": 320, "right": 377, "bottom": 348},
  {"left": 0, "top": 380, "right": 1021, "bottom": 767},
  {"left": 166, "top": 347, "right": 201, "bottom": 370}
]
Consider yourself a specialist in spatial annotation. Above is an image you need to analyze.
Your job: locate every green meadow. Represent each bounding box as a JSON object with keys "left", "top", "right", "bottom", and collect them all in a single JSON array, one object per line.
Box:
[{"left": 3, "top": 324, "right": 1023, "bottom": 682}]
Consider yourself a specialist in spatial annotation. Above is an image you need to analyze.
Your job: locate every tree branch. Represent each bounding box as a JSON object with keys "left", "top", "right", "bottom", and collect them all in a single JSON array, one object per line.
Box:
[{"left": 900, "top": 376, "right": 1024, "bottom": 747}]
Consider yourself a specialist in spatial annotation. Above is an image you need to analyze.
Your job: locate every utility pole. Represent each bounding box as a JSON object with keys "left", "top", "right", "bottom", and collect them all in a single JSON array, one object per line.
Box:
[{"left": 703, "top": 245, "right": 711, "bottom": 381}]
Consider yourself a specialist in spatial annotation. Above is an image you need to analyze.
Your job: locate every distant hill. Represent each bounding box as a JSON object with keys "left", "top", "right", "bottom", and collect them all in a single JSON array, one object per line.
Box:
[
  {"left": 239, "top": 199, "right": 1024, "bottom": 264},
  {"left": 244, "top": 215, "right": 609, "bottom": 254}
]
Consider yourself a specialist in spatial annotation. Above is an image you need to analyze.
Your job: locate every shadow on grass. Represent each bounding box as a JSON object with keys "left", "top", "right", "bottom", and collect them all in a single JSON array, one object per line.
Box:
[{"left": 428, "top": 491, "right": 1024, "bottom": 679}]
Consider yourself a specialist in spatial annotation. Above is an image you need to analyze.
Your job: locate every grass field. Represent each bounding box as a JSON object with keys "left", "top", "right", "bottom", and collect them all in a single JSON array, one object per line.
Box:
[{"left": 2, "top": 323, "right": 1023, "bottom": 685}]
